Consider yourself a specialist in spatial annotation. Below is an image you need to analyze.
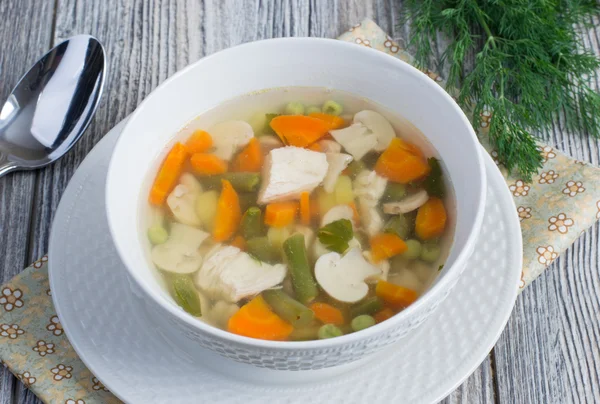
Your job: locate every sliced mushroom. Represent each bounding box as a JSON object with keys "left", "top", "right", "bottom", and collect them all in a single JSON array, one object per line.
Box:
[
  {"left": 323, "top": 153, "right": 353, "bottom": 193},
  {"left": 363, "top": 251, "right": 391, "bottom": 281},
  {"left": 317, "top": 139, "right": 342, "bottom": 153},
  {"left": 208, "top": 120, "right": 254, "bottom": 161},
  {"left": 383, "top": 190, "right": 429, "bottom": 215},
  {"left": 329, "top": 123, "right": 378, "bottom": 160},
  {"left": 315, "top": 248, "right": 381, "bottom": 303},
  {"left": 167, "top": 173, "right": 203, "bottom": 226},
  {"left": 259, "top": 135, "right": 284, "bottom": 154},
  {"left": 353, "top": 110, "right": 396, "bottom": 151},
  {"left": 151, "top": 222, "right": 210, "bottom": 274}
]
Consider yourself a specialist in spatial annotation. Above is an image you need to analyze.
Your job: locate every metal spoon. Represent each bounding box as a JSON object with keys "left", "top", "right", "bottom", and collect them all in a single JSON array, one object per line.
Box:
[{"left": 0, "top": 35, "right": 106, "bottom": 177}]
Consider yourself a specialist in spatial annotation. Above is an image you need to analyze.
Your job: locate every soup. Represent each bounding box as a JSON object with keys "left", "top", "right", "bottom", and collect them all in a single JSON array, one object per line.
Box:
[{"left": 144, "top": 88, "right": 453, "bottom": 341}]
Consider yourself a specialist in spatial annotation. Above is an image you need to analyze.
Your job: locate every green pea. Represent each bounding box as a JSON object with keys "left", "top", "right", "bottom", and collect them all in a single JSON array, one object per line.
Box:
[
  {"left": 306, "top": 106, "right": 321, "bottom": 115},
  {"left": 421, "top": 243, "right": 441, "bottom": 263},
  {"left": 147, "top": 225, "right": 168, "bottom": 245},
  {"left": 285, "top": 102, "right": 305, "bottom": 115},
  {"left": 318, "top": 324, "right": 344, "bottom": 339},
  {"left": 322, "top": 100, "right": 343, "bottom": 116},
  {"left": 351, "top": 315, "right": 376, "bottom": 332},
  {"left": 403, "top": 239, "right": 422, "bottom": 260}
]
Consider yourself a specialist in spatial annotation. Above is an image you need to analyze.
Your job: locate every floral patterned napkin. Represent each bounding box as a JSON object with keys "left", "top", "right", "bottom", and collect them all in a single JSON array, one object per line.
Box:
[{"left": 1, "top": 18, "right": 599, "bottom": 404}]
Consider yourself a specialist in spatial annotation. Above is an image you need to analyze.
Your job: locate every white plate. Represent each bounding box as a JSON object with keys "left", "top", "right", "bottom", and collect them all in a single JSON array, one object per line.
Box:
[{"left": 49, "top": 120, "right": 521, "bottom": 404}]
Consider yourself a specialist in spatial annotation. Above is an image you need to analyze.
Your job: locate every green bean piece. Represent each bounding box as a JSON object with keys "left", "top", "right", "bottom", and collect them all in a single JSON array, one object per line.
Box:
[
  {"left": 283, "top": 234, "right": 319, "bottom": 304},
  {"left": 171, "top": 275, "right": 202, "bottom": 316},
  {"left": 306, "top": 106, "right": 321, "bottom": 115},
  {"left": 421, "top": 242, "right": 441, "bottom": 263},
  {"left": 238, "top": 192, "right": 258, "bottom": 212},
  {"left": 241, "top": 207, "right": 263, "bottom": 239},
  {"left": 351, "top": 315, "right": 376, "bottom": 332},
  {"left": 318, "top": 324, "right": 344, "bottom": 339},
  {"left": 403, "top": 239, "right": 422, "bottom": 260},
  {"left": 362, "top": 152, "right": 380, "bottom": 169},
  {"left": 350, "top": 296, "right": 384, "bottom": 318},
  {"left": 263, "top": 113, "right": 280, "bottom": 135},
  {"left": 147, "top": 225, "right": 169, "bottom": 245},
  {"left": 201, "top": 173, "right": 261, "bottom": 193},
  {"left": 290, "top": 325, "right": 322, "bottom": 341},
  {"left": 246, "top": 237, "right": 280, "bottom": 264},
  {"left": 346, "top": 160, "right": 366, "bottom": 179},
  {"left": 382, "top": 183, "right": 407, "bottom": 202},
  {"left": 322, "top": 100, "right": 343, "bottom": 116},
  {"left": 263, "top": 290, "right": 315, "bottom": 327},
  {"left": 383, "top": 215, "right": 410, "bottom": 239},
  {"left": 285, "top": 102, "right": 305, "bottom": 116}
]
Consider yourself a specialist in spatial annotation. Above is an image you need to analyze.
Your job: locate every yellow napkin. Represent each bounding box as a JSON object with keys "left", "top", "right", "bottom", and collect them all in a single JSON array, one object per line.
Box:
[{"left": 1, "top": 19, "right": 599, "bottom": 403}]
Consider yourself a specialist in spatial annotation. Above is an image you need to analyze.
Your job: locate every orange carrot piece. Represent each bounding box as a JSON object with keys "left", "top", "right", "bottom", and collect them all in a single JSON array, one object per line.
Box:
[
  {"left": 374, "top": 138, "right": 430, "bottom": 183},
  {"left": 148, "top": 142, "right": 188, "bottom": 205},
  {"left": 415, "top": 197, "right": 447, "bottom": 240},
  {"left": 370, "top": 233, "right": 408, "bottom": 263},
  {"left": 269, "top": 115, "right": 330, "bottom": 147},
  {"left": 307, "top": 142, "right": 322, "bottom": 152},
  {"left": 185, "top": 130, "right": 213, "bottom": 154},
  {"left": 376, "top": 280, "right": 418, "bottom": 309},
  {"left": 264, "top": 202, "right": 298, "bottom": 228},
  {"left": 190, "top": 153, "right": 228, "bottom": 176},
  {"left": 310, "top": 302, "right": 345, "bottom": 325},
  {"left": 231, "top": 138, "right": 263, "bottom": 172},
  {"left": 308, "top": 112, "right": 346, "bottom": 130},
  {"left": 348, "top": 202, "right": 360, "bottom": 224},
  {"left": 300, "top": 192, "right": 311, "bottom": 225},
  {"left": 230, "top": 235, "right": 246, "bottom": 251},
  {"left": 228, "top": 295, "right": 293, "bottom": 340},
  {"left": 373, "top": 307, "right": 395, "bottom": 323},
  {"left": 213, "top": 180, "right": 241, "bottom": 242}
]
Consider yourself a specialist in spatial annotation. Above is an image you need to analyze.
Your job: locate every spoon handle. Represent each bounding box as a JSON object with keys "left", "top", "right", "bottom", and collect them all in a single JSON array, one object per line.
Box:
[{"left": 0, "top": 152, "right": 17, "bottom": 178}]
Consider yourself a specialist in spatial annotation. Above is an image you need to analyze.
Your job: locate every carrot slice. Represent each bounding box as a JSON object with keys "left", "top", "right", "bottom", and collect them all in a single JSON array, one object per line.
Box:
[
  {"left": 190, "top": 153, "right": 228, "bottom": 176},
  {"left": 230, "top": 235, "right": 246, "bottom": 251},
  {"left": 269, "top": 115, "right": 330, "bottom": 147},
  {"left": 370, "top": 233, "right": 408, "bottom": 263},
  {"left": 310, "top": 302, "right": 344, "bottom": 325},
  {"left": 185, "top": 130, "right": 213, "bottom": 154},
  {"left": 374, "top": 307, "right": 395, "bottom": 323},
  {"left": 307, "top": 142, "right": 322, "bottom": 152},
  {"left": 374, "top": 138, "right": 430, "bottom": 183},
  {"left": 300, "top": 192, "right": 311, "bottom": 225},
  {"left": 415, "top": 197, "right": 447, "bottom": 240},
  {"left": 376, "top": 280, "right": 418, "bottom": 309},
  {"left": 228, "top": 295, "right": 293, "bottom": 340},
  {"left": 213, "top": 179, "right": 241, "bottom": 242},
  {"left": 308, "top": 112, "right": 346, "bottom": 130},
  {"left": 231, "top": 138, "right": 263, "bottom": 172},
  {"left": 149, "top": 142, "right": 188, "bottom": 205},
  {"left": 264, "top": 202, "right": 298, "bottom": 228}
]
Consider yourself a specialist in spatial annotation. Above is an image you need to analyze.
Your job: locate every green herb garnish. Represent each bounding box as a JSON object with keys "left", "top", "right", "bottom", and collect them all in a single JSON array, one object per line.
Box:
[
  {"left": 317, "top": 219, "right": 354, "bottom": 253},
  {"left": 401, "top": 0, "right": 600, "bottom": 180},
  {"left": 423, "top": 158, "right": 445, "bottom": 198},
  {"left": 438, "top": 264, "right": 444, "bottom": 272}
]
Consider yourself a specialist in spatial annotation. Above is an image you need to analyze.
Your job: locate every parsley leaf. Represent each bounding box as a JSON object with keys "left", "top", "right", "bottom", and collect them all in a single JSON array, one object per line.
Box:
[
  {"left": 317, "top": 219, "right": 353, "bottom": 254},
  {"left": 423, "top": 158, "right": 445, "bottom": 198}
]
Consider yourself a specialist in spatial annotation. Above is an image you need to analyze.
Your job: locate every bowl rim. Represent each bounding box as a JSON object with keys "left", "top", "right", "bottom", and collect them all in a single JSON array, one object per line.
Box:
[{"left": 106, "top": 37, "right": 487, "bottom": 350}]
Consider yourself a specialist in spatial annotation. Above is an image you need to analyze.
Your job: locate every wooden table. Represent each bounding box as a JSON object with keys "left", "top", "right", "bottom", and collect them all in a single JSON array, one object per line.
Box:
[{"left": 1, "top": 1, "right": 599, "bottom": 403}]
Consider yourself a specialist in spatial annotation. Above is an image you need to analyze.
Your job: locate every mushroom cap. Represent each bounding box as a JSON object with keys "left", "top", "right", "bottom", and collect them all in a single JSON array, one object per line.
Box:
[
  {"left": 353, "top": 110, "right": 396, "bottom": 152},
  {"left": 208, "top": 120, "right": 254, "bottom": 161},
  {"left": 383, "top": 189, "right": 429, "bottom": 214},
  {"left": 151, "top": 223, "right": 209, "bottom": 274}
]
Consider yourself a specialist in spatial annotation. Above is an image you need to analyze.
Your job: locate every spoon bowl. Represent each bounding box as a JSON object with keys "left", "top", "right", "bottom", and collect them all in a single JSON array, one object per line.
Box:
[{"left": 0, "top": 35, "right": 106, "bottom": 177}]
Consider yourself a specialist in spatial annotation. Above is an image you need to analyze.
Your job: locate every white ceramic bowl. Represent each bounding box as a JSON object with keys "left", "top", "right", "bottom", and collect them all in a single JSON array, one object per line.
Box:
[{"left": 106, "top": 38, "right": 486, "bottom": 371}]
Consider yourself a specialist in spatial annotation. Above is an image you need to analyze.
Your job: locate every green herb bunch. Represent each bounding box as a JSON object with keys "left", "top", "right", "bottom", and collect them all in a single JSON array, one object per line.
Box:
[{"left": 401, "top": 0, "right": 600, "bottom": 180}]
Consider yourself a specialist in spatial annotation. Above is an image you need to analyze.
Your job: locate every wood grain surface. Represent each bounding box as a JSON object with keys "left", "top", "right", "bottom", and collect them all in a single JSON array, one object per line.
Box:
[{"left": 0, "top": 1, "right": 598, "bottom": 403}]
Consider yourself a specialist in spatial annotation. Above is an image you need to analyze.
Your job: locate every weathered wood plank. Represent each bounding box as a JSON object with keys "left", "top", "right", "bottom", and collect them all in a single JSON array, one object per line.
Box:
[{"left": 0, "top": 1, "right": 55, "bottom": 403}]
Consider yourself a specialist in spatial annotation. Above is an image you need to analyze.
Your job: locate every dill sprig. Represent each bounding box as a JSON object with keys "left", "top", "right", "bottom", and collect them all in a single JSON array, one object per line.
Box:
[{"left": 401, "top": 0, "right": 600, "bottom": 180}]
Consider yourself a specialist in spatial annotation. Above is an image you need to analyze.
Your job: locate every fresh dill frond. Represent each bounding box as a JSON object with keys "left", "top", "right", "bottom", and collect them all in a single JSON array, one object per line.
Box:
[{"left": 401, "top": 0, "right": 600, "bottom": 180}]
